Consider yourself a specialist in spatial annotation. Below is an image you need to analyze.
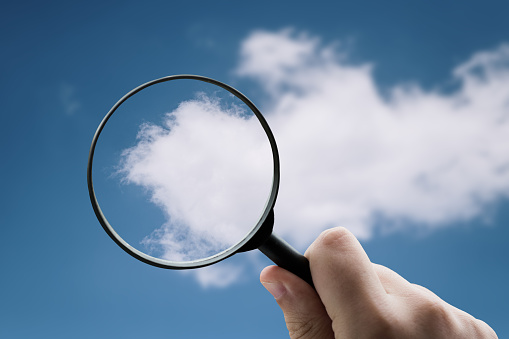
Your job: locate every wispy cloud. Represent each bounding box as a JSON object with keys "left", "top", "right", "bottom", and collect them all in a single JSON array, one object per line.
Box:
[
  {"left": 120, "top": 29, "right": 509, "bottom": 287},
  {"left": 59, "top": 82, "right": 81, "bottom": 115},
  {"left": 189, "top": 261, "right": 245, "bottom": 289}
]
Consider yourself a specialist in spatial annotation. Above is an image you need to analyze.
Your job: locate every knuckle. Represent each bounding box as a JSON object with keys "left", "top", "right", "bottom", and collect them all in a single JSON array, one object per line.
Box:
[
  {"left": 415, "top": 298, "right": 459, "bottom": 335},
  {"left": 483, "top": 322, "right": 499, "bottom": 339},
  {"left": 471, "top": 319, "right": 499, "bottom": 339},
  {"left": 455, "top": 312, "right": 499, "bottom": 338},
  {"left": 410, "top": 285, "right": 498, "bottom": 338},
  {"left": 422, "top": 299, "right": 450, "bottom": 323}
]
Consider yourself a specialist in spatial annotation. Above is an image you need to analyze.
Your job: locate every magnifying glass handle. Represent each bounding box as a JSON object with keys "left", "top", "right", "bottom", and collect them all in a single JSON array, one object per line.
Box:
[{"left": 258, "top": 233, "right": 314, "bottom": 288}]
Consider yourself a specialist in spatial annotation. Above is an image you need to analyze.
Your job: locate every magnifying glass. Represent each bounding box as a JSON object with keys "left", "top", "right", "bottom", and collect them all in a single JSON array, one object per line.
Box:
[{"left": 87, "top": 74, "right": 313, "bottom": 287}]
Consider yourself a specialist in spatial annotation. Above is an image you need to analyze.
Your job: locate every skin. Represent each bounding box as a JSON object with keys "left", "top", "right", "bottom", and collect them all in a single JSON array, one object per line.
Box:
[{"left": 260, "top": 227, "right": 498, "bottom": 339}]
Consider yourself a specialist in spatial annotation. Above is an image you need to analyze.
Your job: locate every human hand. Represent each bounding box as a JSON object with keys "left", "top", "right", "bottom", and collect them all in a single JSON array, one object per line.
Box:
[{"left": 260, "top": 227, "right": 497, "bottom": 339}]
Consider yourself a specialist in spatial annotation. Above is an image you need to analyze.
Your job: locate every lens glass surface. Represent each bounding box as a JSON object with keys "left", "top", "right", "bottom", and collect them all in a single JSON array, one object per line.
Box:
[{"left": 92, "top": 79, "right": 274, "bottom": 262}]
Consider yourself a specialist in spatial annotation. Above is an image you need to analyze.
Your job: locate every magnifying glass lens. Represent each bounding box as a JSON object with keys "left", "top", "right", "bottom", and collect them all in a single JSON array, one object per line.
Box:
[{"left": 92, "top": 80, "right": 273, "bottom": 263}]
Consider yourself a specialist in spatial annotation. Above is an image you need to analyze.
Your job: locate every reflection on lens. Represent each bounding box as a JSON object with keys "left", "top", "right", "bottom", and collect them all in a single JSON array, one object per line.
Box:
[{"left": 93, "top": 80, "right": 273, "bottom": 263}]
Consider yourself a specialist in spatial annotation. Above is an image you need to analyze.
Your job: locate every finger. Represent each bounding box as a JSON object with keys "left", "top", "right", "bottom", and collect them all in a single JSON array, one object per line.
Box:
[
  {"left": 306, "top": 227, "right": 390, "bottom": 334},
  {"left": 260, "top": 265, "right": 334, "bottom": 339}
]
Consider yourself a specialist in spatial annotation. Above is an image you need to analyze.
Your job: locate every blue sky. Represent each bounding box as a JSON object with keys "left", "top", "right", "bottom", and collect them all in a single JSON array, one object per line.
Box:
[{"left": 1, "top": 1, "right": 509, "bottom": 338}]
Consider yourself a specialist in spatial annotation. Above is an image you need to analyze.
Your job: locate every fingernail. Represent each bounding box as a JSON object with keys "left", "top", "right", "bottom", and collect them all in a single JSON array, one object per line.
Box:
[{"left": 262, "top": 281, "right": 287, "bottom": 299}]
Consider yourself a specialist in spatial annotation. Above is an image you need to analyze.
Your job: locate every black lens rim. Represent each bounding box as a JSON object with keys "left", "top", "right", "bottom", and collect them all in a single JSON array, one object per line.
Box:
[{"left": 87, "top": 74, "right": 280, "bottom": 269}]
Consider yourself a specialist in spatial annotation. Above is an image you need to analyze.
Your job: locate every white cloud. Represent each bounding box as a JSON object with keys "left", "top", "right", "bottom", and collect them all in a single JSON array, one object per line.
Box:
[
  {"left": 237, "top": 29, "right": 509, "bottom": 247},
  {"left": 119, "top": 29, "right": 509, "bottom": 287},
  {"left": 119, "top": 95, "right": 274, "bottom": 262}
]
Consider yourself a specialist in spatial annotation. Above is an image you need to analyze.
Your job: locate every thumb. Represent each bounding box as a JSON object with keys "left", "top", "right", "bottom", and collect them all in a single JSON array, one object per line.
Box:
[{"left": 260, "top": 265, "right": 334, "bottom": 339}]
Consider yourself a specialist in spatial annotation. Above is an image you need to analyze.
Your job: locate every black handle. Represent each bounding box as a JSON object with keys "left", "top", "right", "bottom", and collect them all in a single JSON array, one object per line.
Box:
[{"left": 258, "top": 233, "right": 314, "bottom": 288}]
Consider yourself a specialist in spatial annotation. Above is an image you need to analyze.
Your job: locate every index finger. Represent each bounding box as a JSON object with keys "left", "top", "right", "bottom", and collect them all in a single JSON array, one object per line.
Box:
[{"left": 306, "top": 227, "right": 390, "bottom": 331}]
